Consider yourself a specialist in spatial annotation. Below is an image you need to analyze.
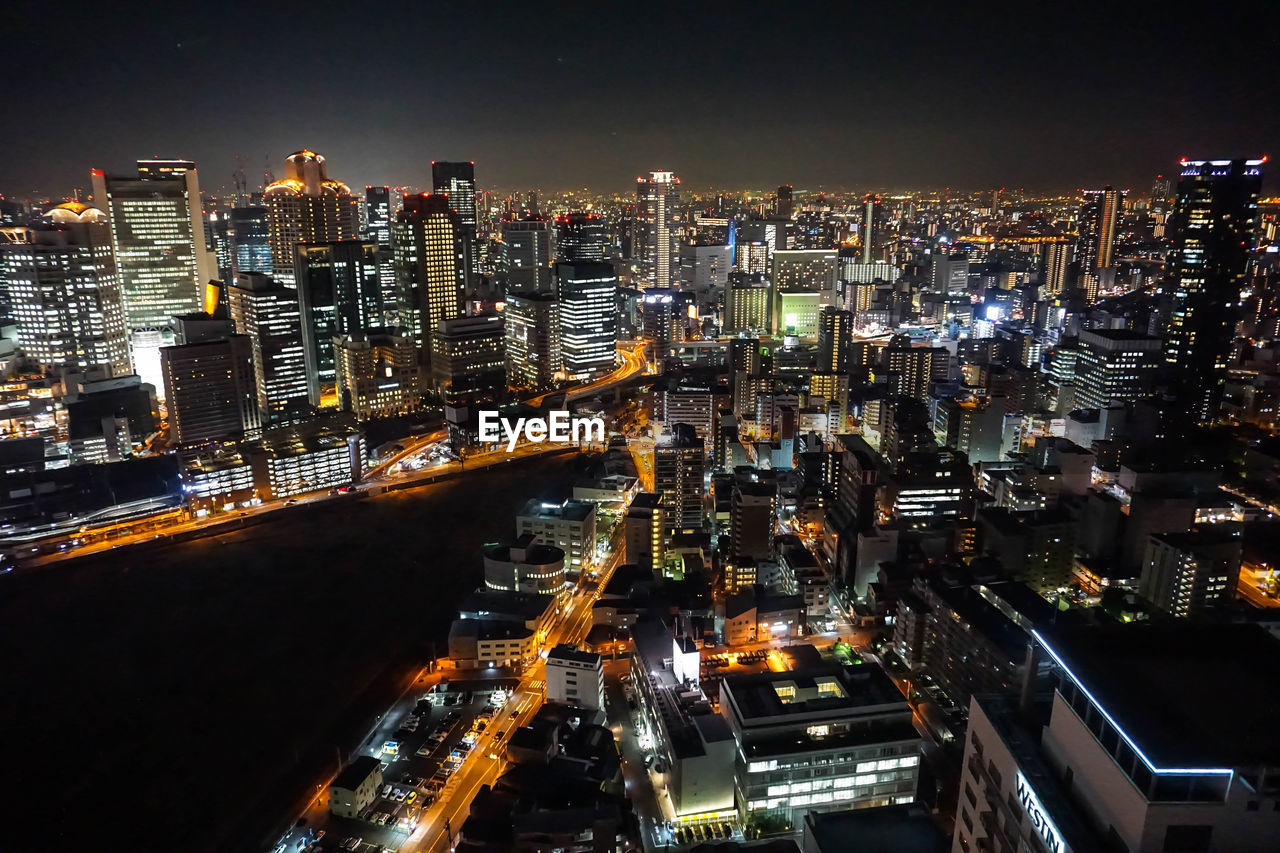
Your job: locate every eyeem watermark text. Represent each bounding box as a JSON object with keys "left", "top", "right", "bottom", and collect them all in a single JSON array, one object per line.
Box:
[{"left": 478, "top": 410, "right": 606, "bottom": 452}]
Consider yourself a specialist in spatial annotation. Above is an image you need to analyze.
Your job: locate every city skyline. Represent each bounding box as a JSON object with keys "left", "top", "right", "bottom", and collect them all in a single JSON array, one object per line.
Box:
[{"left": 4, "top": 2, "right": 1279, "bottom": 196}]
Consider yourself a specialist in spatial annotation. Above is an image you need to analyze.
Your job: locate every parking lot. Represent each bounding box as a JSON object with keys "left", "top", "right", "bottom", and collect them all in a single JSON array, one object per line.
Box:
[{"left": 278, "top": 681, "right": 517, "bottom": 853}]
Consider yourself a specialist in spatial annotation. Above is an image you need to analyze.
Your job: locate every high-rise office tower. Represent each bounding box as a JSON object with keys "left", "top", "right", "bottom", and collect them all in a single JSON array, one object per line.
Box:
[
  {"left": 731, "top": 481, "right": 777, "bottom": 560},
  {"left": 1, "top": 202, "right": 130, "bottom": 376},
  {"left": 229, "top": 206, "right": 272, "bottom": 276},
  {"left": 1040, "top": 240, "right": 1070, "bottom": 296},
  {"left": 775, "top": 185, "right": 794, "bottom": 220},
  {"left": 500, "top": 217, "right": 554, "bottom": 292},
  {"left": 883, "top": 334, "right": 949, "bottom": 402},
  {"left": 1150, "top": 174, "right": 1173, "bottom": 216},
  {"left": 931, "top": 252, "right": 969, "bottom": 294},
  {"left": 654, "top": 423, "right": 704, "bottom": 536},
  {"left": 817, "top": 306, "right": 852, "bottom": 373},
  {"left": 860, "top": 193, "right": 882, "bottom": 264},
  {"left": 679, "top": 244, "right": 732, "bottom": 296},
  {"left": 431, "top": 161, "right": 479, "bottom": 280},
  {"left": 504, "top": 290, "right": 560, "bottom": 389},
  {"left": 262, "top": 150, "right": 360, "bottom": 287},
  {"left": 723, "top": 272, "right": 772, "bottom": 335},
  {"left": 735, "top": 240, "right": 770, "bottom": 275},
  {"left": 333, "top": 330, "right": 420, "bottom": 420},
  {"left": 635, "top": 170, "right": 680, "bottom": 288},
  {"left": 555, "top": 212, "right": 608, "bottom": 263},
  {"left": 1072, "top": 329, "right": 1163, "bottom": 409},
  {"left": 92, "top": 160, "right": 214, "bottom": 336},
  {"left": 393, "top": 194, "right": 467, "bottom": 366},
  {"left": 364, "top": 186, "right": 394, "bottom": 246},
  {"left": 432, "top": 313, "right": 505, "bottom": 439},
  {"left": 227, "top": 272, "right": 309, "bottom": 420},
  {"left": 161, "top": 334, "right": 260, "bottom": 445},
  {"left": 363, "top": 186, "right": 400, "bottom": 311},
  {"left": 1164, "top": 158, "right": 1264, "bottom": 422},
  {"left": 771, "top": 249, "right": 837, "bottom": 294},
  {"left": 293, "top": 241, "right": 385, "bottom": 404},
  {"left": 1076, "top": 185, "right": 1120, "bottom": 274},
  {"left": 556, "top": 261, "right": 618, "bottom": 380}
]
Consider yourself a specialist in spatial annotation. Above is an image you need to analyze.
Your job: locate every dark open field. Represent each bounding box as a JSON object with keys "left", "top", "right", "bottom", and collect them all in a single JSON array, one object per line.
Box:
[{"left": 0, "top": 453, "right": 588, "bottom": 852}]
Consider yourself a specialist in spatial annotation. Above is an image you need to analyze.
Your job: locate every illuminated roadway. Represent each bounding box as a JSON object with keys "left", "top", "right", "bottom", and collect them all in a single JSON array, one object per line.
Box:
[
  {"left": 404, "top": 528, "right": 627, "bottom": 852},
  {"left": 17, "top": 343, "right": 649, "bottom": 569}
]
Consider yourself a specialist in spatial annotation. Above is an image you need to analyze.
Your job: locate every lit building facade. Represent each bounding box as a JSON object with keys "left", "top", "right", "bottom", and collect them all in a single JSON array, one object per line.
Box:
[
  {"left": 394, "top": 193, "right": 466, "bottom": 364},
  {"left": 262, "top": 150, "right": 360, "bottom": 287},
  {"left": 333, "top": 330, "right": 420, "bottom": 420},
  {"left": 500, "top": 217, "right": 553, "bottom": 292},
  {"left": 720, "top": 662, "right": 921, "bottom": 824},
  {"left": 635, "top": 170, "right": 680, "bottom": 288},
  {"left": 293, "top": 240, "right": 385, "bottom": 403},
  {"left": 503, "top": 290, "right": 560, "bottom": 389},
  {"left": 91, "top": 160, "right": 214, "bottom": 341},
  {"left": 556, "top": 261, "right": 618, "bottom": 380},
  {"left": 1164, "top": 157, "right": 1264, "bottom": 422},
  {"left": 227, "top": 272, "right": 309, "bottom": 420},
  {"left": 2, "top": 204, "right": 130, "bottom": 376},
  {"left": 160, "top": 335, "right": 261, "bottom": 445}
]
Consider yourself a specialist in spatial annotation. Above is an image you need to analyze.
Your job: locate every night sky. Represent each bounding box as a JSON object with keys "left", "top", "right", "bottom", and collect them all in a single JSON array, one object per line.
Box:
[{"left": 3, "top": 0, "right": 1278, "bottom": 197}]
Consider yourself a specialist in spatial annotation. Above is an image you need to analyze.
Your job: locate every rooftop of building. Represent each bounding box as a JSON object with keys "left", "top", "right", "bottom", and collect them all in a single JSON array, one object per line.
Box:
[
  {"left": 483, "top": 539, "right": 565, "bottom": 566},
  {"left": 331, "top": 755, "right": 380, "bottom": 791},
  {"left": 449, "top": 619, "right": 533, "bottom": 643},
  {"left": 1036, "top": 623, "right": 1280, "bottom": 768},
  {"left": 547, "top": 644, "right": 601, "bottom": 666},
  {"left": 803, "top": 803, "right": 948, "bottom": 853},
  {"left": 722, "top": 661, "right": 907, "bottom": 724},
  {"left": 518, "top": 498, "right": 593, "bottom": 523},
  {"left": 457, "top": 589, "right": 554, "bottom": 622}
]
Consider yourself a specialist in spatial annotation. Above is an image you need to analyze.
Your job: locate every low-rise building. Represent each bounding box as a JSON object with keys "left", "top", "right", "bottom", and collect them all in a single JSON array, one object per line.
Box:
[
  {"left": 517, "top": 498, "right": 597, "bottom": 574},
  {"left": 719, "top": 661, "right": 921, "bottom": 825},
  {"left": 482, "top": 534, "right": 568, "bottom": 597},
  {"left": 447, "top": 619, "right": 537, "bottom": 669},
  {"left": 630, "top": 619, "right": 738, "bottom": 826},
  {"left": 546, "top": 644, "right": 605, "bottom": 711},
  {"left": 723, "top": 586, "right": 804, "bottom": 646},
  {"left": 329, "top": 755, "right": 383, "bottom": 818}
]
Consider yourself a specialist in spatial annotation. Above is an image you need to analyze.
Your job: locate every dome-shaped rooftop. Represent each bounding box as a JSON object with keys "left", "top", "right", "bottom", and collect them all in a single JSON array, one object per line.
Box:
[{"left": 45, "top": 201, "right": 107, "bottom": 224}]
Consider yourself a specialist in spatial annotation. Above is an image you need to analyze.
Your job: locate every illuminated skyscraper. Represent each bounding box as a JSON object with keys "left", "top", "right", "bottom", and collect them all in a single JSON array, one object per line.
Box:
[
  {"left": 1, "top": 202, "right": 130, "bottom": 376},
  {"left": 363, "top": 186, "right": 400, "bottom": 310},
  {"left": 1164, "top": 157, "right": 1265, "bottom": 423},
  {"left": 228, "top": 272, "right": 309, "bottom": 420},
  {"left": 555, "top": 212, "right": 608, "bottom": 263},
  {"left": 775, "top": 185, "right": 794, "bottom": 220},
  {"left": 1076, "top": 185, "right": 1120, "bottom": 274},
  {"left": 262, "top": 150, "right": 360, "bottom": 287},
  {"left": 654, "top": 423, "right": 704, "bottom": 536},
  {"left": 432, "top": 313, "right": 505, "bottom": 441},
  {"left": 504, "top": 290, "right": 560, "bottom": 389},
  {"left": 500, "top": 217, "right": 553, "bottom": 292},
  {"left": 556, "top": 261, "right": 618, "bottom": 380},
  {"left": 364, "top": 186, "right": 394, "bottom": 246},
  {"left": 229, "top": 206, "right": 271, "bottom": 276},
  {"left": 293, "top": 241, "right": 385, "bottom": 404},
  {"left": 431, "top": 161, "right": 479, "bottom": 279},
  {"left": 817, "top": 305, "right": 852, "bottom": 373},
  {"left": 771, "top": 249, "right": 837, "bottom": 294},
  {"left": 724, "top": 272, "right": 772, "bottom": 336},
  {"left": 860, "top": 193, "right": 882, "bottom": 264},
  {"left": 92, "top": 160, "right": 215, "bottom": 337},
  {"left": 161, "top": 334, "right": 260, "bottom": 445},
  {"left": 635, "top": 170, "right": 680, "bottom": 288},
  {"left": 1040, "top": 240, "right": 1070, "bottom": 296},
  {"left": 393, "top": 194, "right": 466, "bottom": 366}
]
